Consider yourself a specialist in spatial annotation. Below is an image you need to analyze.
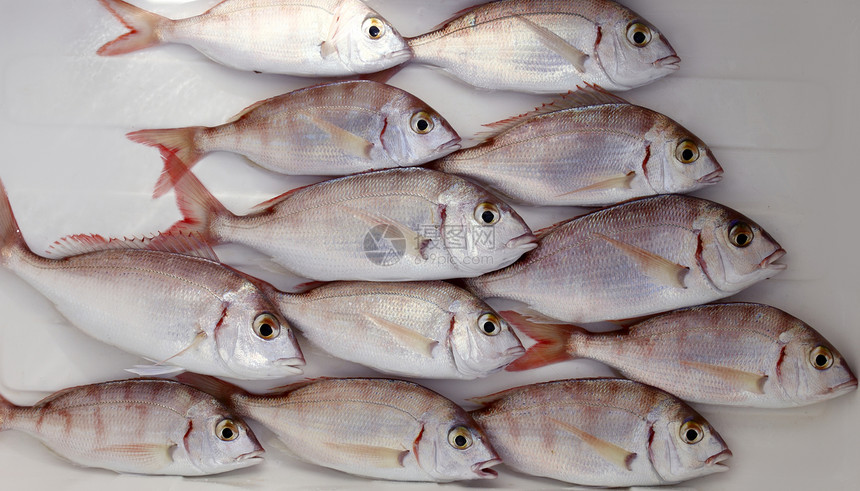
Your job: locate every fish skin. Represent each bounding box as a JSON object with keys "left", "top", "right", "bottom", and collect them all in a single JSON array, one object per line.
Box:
[
  {"left": 470, "top": 378, "right": 731, "bottom": 486},
  {"left": 128, "top": 80, "right": 461, "bottom": 198},
  {"left": 161, "top": 164, "right": 537, "bottom": 281},
  {"left": 272, "top": 281, "right": 525, "bottom": 379},
  {"left": 179, "top": 375, "right": 501, "bottom": 482},
  {"left": 505, "top": 303, "right": 859, "bottom": 407},
  {"left": 464, "top": 195, "right": 786, "bottom": 323},
  {"left": 431, "top": 89, "right": 723, "bottom": 206},
  {"left": 0, "top": 179, "right": 304, "bottom": 380},
  {"left": 407, "top": 0, "right": 679, "bottom": 93},
  {"left": 0, "top": 379, "right": 263, "bottom": 475},
  {"left": 97, "top": 0, "right": 412, "bottom": 76}
]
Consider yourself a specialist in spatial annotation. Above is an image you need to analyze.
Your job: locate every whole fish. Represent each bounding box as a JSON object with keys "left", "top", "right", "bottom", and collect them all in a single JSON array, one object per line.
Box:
[
  {"left": 0, "top": 179, "right": 304, "bottom": 380},
  {"left": 129, "top": 80, "right": 461, "bottom": 198},
  {"left": 271, "top": 281, "right": 524, "bottom": 379},
  {"left": 504, "top": 304, "right": 858, "bottom": 407},
  {"left": 180, "top": 375, "right": 501, "bottom": 481},
  {"left": 0, "top": 379, "right": 263, "bottom": 475},
  {"left": 97, "top": 0, "right": 411, "bottom": 75},
  {"left": 407, "top": 0, "right": 679, "bottom": 93},
  {"left": 465, "top": 195, "right": 786, "bottom": 323},
  {"left": 160, "top": 163, "right": 537, "bottom": 281},
  {"left": 470, "top": 378, "right": 731, "bottom": 486},
  {"left": 430, "top": 87, "right": 723, "bottom": 206}
]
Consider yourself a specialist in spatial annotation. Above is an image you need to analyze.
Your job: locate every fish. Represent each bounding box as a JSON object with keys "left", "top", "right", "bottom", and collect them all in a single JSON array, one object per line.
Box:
[
  {"left": 127, "top": 80, "right": 461, "bottom": 198},
  {"left": 504, "top": 303, "right": 858, "bottom": 407},
  {"left": 470, "top": 378, "right": 731, "bottom": 486},
  {"left": 157, "top": 162, "right": 537, "bottom": 281},
  {"left": 96, "top": 0, "right": 412, "bottom": 76},
  {"left": 0, "top": 379, "right": 263, "bottom": 475},
  {"left": 271, "top": 281, "right": 525, "bottom": 379},
  {"left": 0, "top": 178, "right": 304, "bottom": 380},
  {"left": 464, "top": 194, "right": 786, "bottom": 323},
  {"left": 430, "top": 86, "right": 723, "bottom": 206},
  {"left": 179, "top": 375, "right": 501, "bottom": 481},
  {"left": 406, "top": 0, "right": 680, "bottom": 93}
]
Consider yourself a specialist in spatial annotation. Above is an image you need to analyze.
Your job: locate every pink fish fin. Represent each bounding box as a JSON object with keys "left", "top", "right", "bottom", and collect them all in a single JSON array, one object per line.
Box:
[
  {"left": 97, "top": 0, "right": 169, "bottom": 56},
  {"left": 556, "top": 172, "right": 636, "bottom": 197},
  {"left": 337, "top": 204, "right": 431, "bottom": 260},
  {"left": 157, "top": 154, "right": 229, "bottom": 247},
  {"left": 606, "top": 314, "right": 651, "bottom": 328},
  {"left": 516, "top": 16, "right": 588, "bottom": 72},
  {"left": 547, "top": 417, "right": 637, "bottom": 471},
  {"left": 357, "top": 64, "right": 407, "bottom": 85},
  {"left": 322, "top": 442, "right": 408, "bottom": 468},
  {"left": 95, "top": 443, "right": 177, "bottom": 469},
  {"left": 285, "top": 279, "right": 329, "bottom": 294},
  {"left": 125, "top": 364, "right": 186, "bottom": 377},
  {"left": 466, "top": 385, "right": 529, "bottom": 407},
  {"left": 127, "top": 127, "right": 206, "bottom": 198},
  {"left": 224, "top": 98, "right": 275, "bottom": 124},
  {"left": 319, "top": 2, "right": 350, "bottom": 58},
  {"left": 296, "top": 111, "right": 373, "bottom": 159},
  {"left": 412, "top": 425, "right": 424, "bottom": 467},
  {"left": 0, "top": 178, "right": 31, "bottom": 263},
  {"left": 175, "top": 373, "right": 244, "bottom": 401},
  {"left": 160, "top": 330, "right": 209, "bottom": 365},
  {"left": 501, "top": 310, "right": 579, "bottom": 371},
  {"left": 45, "top": 231, "right": 219, "bottom": 262},
  {"left": 246, "top": 180, "right": 322, "bottom": 214},
  {"left": 266, "top": 378, "right": 328, "bottom": 394},
  {"left": 533, "top": 218, "right": 575, "bottom": 241},
  {"left": 593, "top": 233, "right": 689, "bottom": 288},
  {"left": 364, "top": 314, "right": 438, "bottom": 357},
  {"left": 679, "top": 360, "right": 768, "bottom": 394}
]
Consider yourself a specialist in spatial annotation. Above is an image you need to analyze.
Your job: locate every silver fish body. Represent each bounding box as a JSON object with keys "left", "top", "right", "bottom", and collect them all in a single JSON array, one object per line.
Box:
[
  {"left": 465, "top": 195, "right": 786, "bottom": 323},
  {"left": 98, "top": 0, "right": 412, "bottom": 75},
  {"left": 470, "top": 378, "right": 731, "bottom": 486},
  {"left": 0, "top": 379, "right": 263, "bottom": 475},
  {"left": 408, "top": 0, "right": 679, "bottom": 93},
  {"left": 129, "top": 80, "right": 461, "bottom": 197},
  {"left": 0, "top": 179, "right": 304, "bottom": 380},
  {"left": 273, "top": 281, "right": 524, "bottom": 379},
  {"left": 505, "top": 303, "right": 858, "bottom": 407},
  {"left": 432, "top": 90, "right": 723, "bottom": 206},
  {"left": 165, "top": 166, "right": 537, "bottom": 281}
]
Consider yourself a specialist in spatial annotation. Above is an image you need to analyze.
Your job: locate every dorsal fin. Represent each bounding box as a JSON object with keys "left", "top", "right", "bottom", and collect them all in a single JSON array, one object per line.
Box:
[
  {"left": 225, "top": 97, "right": 274, "bottom": 124},
  {"left": 426, "top": 4, "right": 482, "bottom": 32},
  {"left": 46, "top": 230, "right": 219, "bottom": 262},
  {"left": 466, "top": 385, "right": 526, "bottom": 407},
  {"left": 533, "top": 218, "right": 575, "bottom": 241}
]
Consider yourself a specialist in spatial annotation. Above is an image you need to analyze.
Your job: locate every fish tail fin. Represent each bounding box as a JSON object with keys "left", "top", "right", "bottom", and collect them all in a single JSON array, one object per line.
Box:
[
  {"left": 501, "top": 310, "right": 584, "bottom": 371},
  {"left": 0, "top": 392, "right": 16, "bottom": 431},
  {"left": 127, "top": 127, "right": 206, "bottom": 198},
  {"left": 158, "top": 154, "right": 230, "bottom": 247},
  {"left": 97, "top": 0, "right": 169, "bottom": 56},
  {"left": 0, "top": 179, "right": 30, "bottom": 266}
]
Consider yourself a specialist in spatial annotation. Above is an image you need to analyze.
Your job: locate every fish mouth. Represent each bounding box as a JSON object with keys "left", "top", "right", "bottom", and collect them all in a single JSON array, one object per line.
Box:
[
  {"left": 436, "top": 138, "right": 462, "bottom": 153},
  {"left": 827, "top": 378, "right": 859, "bottom": 395},
  {"left": 505, "top": 233, "right": 538, "bottom": 251},
  {"left": 654, "top": 55, "right": 681, "bottom": 70},
  {"left": 705, "top": 449, "right": 732, "bottom": 468},
  {"left": 697, "top": 169, "right": 724, "bottom": 184},
  {"left": 472, "top": 458, "right": 502, "bottom": 478},
  {"left": 759, "top": 249, "right": 787, "bottom": 270},
  {"left": 237, "top": 449, "right": 265, "bottom": 463},
  {"left": 386, "top": 47, "right": 414, "bottom": 61},
  {"left": 275, "top": 357, "right": 306, "bottom": 374}
]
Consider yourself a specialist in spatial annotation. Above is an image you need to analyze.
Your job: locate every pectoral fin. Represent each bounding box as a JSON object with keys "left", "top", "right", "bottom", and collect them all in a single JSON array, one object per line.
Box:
[
  {"left": 323, "top": 442, "right": 408, "bottom": 468},
  {"left": 594, "top": 233, "right": 689, "bottom": 288},
  {"left": 364, "top": 314, "right": 438, "bottom": 357},
  {"left": 548, "top": 417, "right": 636, "bottom": 471},
  {"left": 95, "top": 443, "right": 176, "bottom": 470},
  {"left": 557, "top": 172, "right": 636, "bottom": 197},
  {"left": 517, "top": 16, "right": 588, "bottom": 72},
  {"left": 340, "top": 205, "right": 431, "bottom": 260},
  {"left": 680, "top": 360, "right": 768, "bottom": 394},
  {"left": 297, "top": 112, "right": 373, "bottom": 159}
]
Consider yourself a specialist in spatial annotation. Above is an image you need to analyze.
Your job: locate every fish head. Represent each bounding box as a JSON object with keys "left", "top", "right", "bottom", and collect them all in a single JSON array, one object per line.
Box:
[
  {"left": 438, "top": 184, "right": 536, "bottom": 274},
  {"left": 448, "top": 300, "right": 525, "bottom": 378},
  {"left": 648, "top": 401, "right": 731, "bottom": 483},
  {"left": 416, "top": 409, "right": 500, "bottom": 481},
  {"left": 330, "top": 2, "right": 412, "bottom": 73},
  {"left": 696, "top": 204, "right": 786, "bottom": 293},
  {"left": 595, "top": 11, "right": 679, "bottom": 90},
  {"left": 185, "top": 401, "right": 265, "bottom": 474},
  {"left": 379, "top": 94, "right": 461, "bottom": 166},
  {"left": 648, "top": 117, "right": 724, "bottom": 193},
  {"left": 214, "top": 300, "right": 306, "bottom": 379},
  {"left": 777, "top": 324, "right": 858, "bottom": 405}
]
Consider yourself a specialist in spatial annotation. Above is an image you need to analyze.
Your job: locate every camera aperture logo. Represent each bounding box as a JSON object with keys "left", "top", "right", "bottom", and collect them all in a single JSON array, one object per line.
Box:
[
  {"left": 363, "top": 223, "right": 497, "bottom": 266},
  {"left": 363, "top": 224, "right": 407, "bottom": 266}
]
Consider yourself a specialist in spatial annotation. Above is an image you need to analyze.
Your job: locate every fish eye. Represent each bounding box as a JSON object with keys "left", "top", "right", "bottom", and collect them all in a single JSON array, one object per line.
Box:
[
  {"left": 728, "top": 222, "right": 754, "bottom": 248},
  {"left": 810, "top": 346, "right": 834, "bottom": 370},
  {"left": 216, "top": 419, "right": 239, "bottom": 441},
  {"left": 675, "top": 140, "right": 700, "bottom": 164},
  {"left": 474, "top": 202, "right": 501, "bottom": 225},
  {"left": 253, "top": 313, "right": 281, "bottom": 340},
  {"left": 680, "top": 421, "right": 704, "bottom": 444},
  {"left": 410, "top": 111, "right": 434, "bottom": 134},
  {"left": 477, "top": 313, "right": 501, "bottom": 336},
  {"left": 363, "top": 18, "right": 385, "bottom": 39},
  {"left": 626, "top": 22, "right": 652, "bottom": 47},
  {"left": 448, "top": 426, "right": 474, "bottom": 449}
]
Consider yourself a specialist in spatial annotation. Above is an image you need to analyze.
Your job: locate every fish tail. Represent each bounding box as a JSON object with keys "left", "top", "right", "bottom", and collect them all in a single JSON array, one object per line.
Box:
[
  {"left": 0, "top": 178, "right": 29, "bottom": 266},
  {"left": 0, "top": 392, "right": 16, "bottom": 431},
  {"left": 127, "top": 127, "right": 206, "bottom": 198},
  {"left": 158, "top": 154, "right": 230, "bottom": 247},
  {"left": 501, "top": 310, "right": 583, "bottom": 371},
  {"left": 97, "top": 0, "right": 169, "bottom": 56}
]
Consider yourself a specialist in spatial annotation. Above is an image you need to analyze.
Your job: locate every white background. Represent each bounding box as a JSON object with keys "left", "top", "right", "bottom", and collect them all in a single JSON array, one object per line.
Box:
[{"left": 0, "top": 0, "right": 857, "bottom": 489}]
